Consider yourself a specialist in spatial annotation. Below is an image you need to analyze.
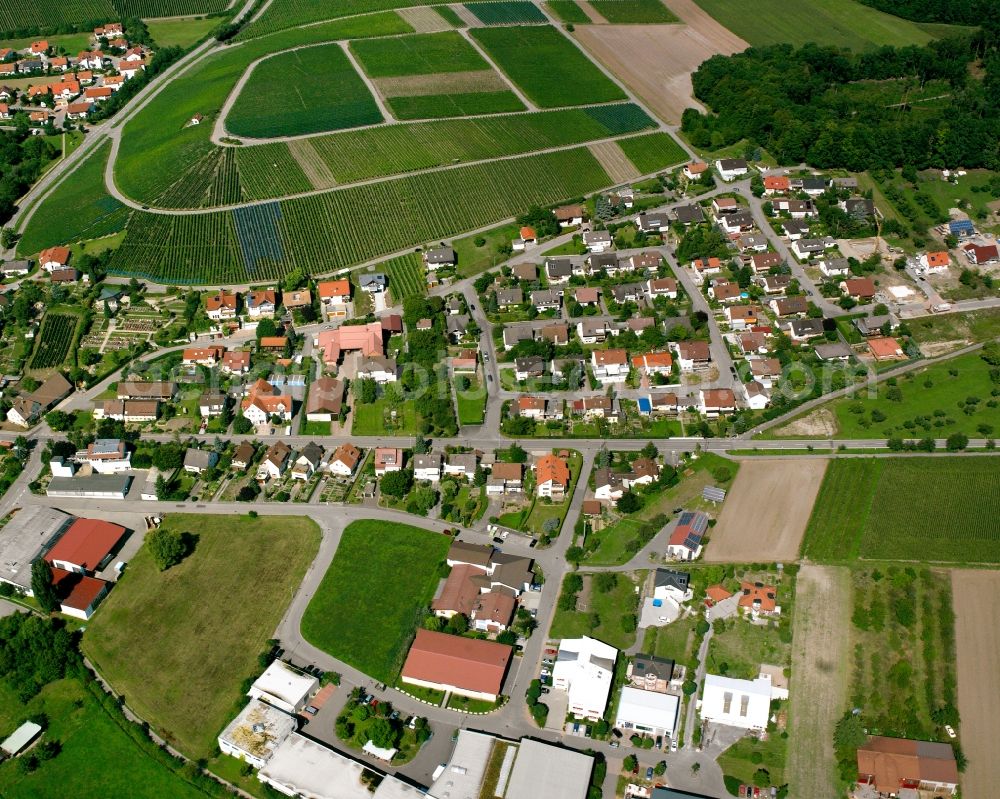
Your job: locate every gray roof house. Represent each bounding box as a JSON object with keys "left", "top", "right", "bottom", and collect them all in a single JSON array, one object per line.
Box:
[
  {"left": 359, "top": 273, "right": 387, "bottom": 292},
  {"left": 424, "top": 247, "right": 456, "bottom": 266},
  {"left": 183, "top": 448, "right": 219, "bottom": 474},
  {"left": 447, "top": 314, "right": 470, "bottom": 341}
]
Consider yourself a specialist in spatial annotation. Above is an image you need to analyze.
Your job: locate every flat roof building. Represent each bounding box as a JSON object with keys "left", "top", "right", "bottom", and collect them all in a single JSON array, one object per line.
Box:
[
  {"left": 1, "top": 721, "right": 42, "bottom": 757},
  {"left": 699, "top": 674, "right": 775, "bottom": 732},
  {"left": 553, "top": 636, "right": 618, "bottom": 721},
  {"left": 0, "top": 506, "right": 72, "bottom": 593},
  {"left": 46, "top": 474, "right": 132, "bottom": 499},
  {"left": 614, "top": 686, "right": 680, "bottom": 739},
  {"left": 218, "top": 699, "right": 296, "bottom": 770},
  {"left": 248, "top": 661, "right": 318, "bottom": 715}
]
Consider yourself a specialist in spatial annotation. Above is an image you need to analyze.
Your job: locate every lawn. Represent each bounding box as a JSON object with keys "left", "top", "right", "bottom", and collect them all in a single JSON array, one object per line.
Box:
[
  {"left": 82, "top": 514, "right": 320, "bottom": 760},
  {"left": 455, "top": 221, "right": 521, "bottom": 276},
  {"left": 300, "top": 520, "right": 451, "bottom": 682},
  {"left": 227, "top": 43, "right": 382, "bottom": 138},
  {"left": 351, "top": 30, "right": 489, "bottom": 76},
  {"left": 352, "top": 397, "right": 419, "bottom": 435},
  {"left": 694, "top": 0, "right": 939, "bottom": 50},
  {"left": 777, "top": 350, "right": 1000, "bottom": 440},
  {"left": 17, "top": 140, "right": 128, "bottom": 256},
  {"left": 705, "top": 615, "right": 791, "bottom": 681},
  {"left": 642, "top": 614, "right": 699, "bottom": 665},
  {"left": 908, "top": 306, "right": 1000, "bottom": 350},
  {"left": 801, "top": 457, "right": 1000, "bottom": 563},
  {"left": 456, "top": 375, "right": 487, "bottom": 425},
  {"left": 590, "top": 0, "right": 678, "bottom": 23},
  {"left": 470, "top": 25, "right": 626, "bottom": 107},
  {"left": 0, "top": 678, "right": 210, "bottom": 799},
  {"left": 617, "top": 132, "right": 687, "bottom": 175},
  {"left": 147, "top": 16, "right": 220, "bottom": 48},
  {"left": 550, "top": 570, "right": 643, "bottom": 650},
  {"left": 718, "top": 731, "right": 788, "bottom": 795},
  {"left": 583, "top": 452, "right": 738, "bottom": 565}
]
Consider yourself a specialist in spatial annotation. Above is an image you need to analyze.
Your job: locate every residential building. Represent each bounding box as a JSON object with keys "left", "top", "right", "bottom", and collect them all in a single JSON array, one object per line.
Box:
[
  {"left": 593, "top": 468, "right": 624, "bottom": 501},
  {"left": 591, "top": 349, "right": 629, "bottom": 385},
  {"left": 653, "top": 568, "right": 692, "bottom": 605},
  {"left": 742, "top": 380, "right": 770, "bottom": 410},
  {"left": 699, "top": 388, "right": 737, "bottom": 416},
  {"left": 919, "top": 251, "right": 950, "bottom": 274},
  {"left": 738, "top": 581, "right": 781, "bottom": 619},
  {"left": 577, "top": 319, "right": 611, "bottom": 344},
  {"left": 317, "top": 279, "right": 352, "bottom": 317},
  {"left": 512, "top": 262, "right": 538, "bottom": 281},
  {"left": 636, "top": 211, "right": 670, "bottom": 233},
  {"left": 553, "top": 636, "right": 618, "bottom": 721},
  {"left": 666, "top": 511, "right": 708, "bottom": 560},
  {"left": 424, "top": 247, "right": 455, "bottom": 269},
  {"left": 762, "top": 175, "right": 790, "bottom": 194},
  {"left": 868, "top": 337, "right": 905, "bottom": 361},
  {"left": 840, "top": 277, "right": 877, "bottom": 300},
  {"left": 96, "top": 399, "right": 159, "bottom": 422},
  {"left": 401, "top": 629, "right": 511, "bottom": 702},
  {"left": 444, "top": 452, "right": 478, "bottom": 480},
  {"left": 232, "top": 442, "right": 256, "bottom": 470},
  {"left": 328, "top": 443, "right": 361, "bottom": 477},
  {"left": 413, "top": 452, "right": 442, "bottom": 482},
  {"left": 357, "top": 355, "right": 397, "bottom": 384},
  {"left": 582, "top": 230, "right": 612, "bottom": 253},
  {"left": 672, "top": 204, "right": 704, "bottom": 225},
  {"left": 305, "top": 377, "right": 343, "bottom": 421},
  {"left": 530, "top": 288, "right": 561, "bottom": 311},
  {"left": 199, "top": 392, "right": 226, "bottom": 418},
  {"left": 634, "top": 351, "right": 673, "bottom": 377},
  {"left": 535, "top": 453, "right": 569, "bottom": 498},
  {"left": 39, "top": 245, "right": 70, "bottom": 271},
  {"left": 715, "top": 158, "right": 748, "bottom": 181},
  {"left": 84, "top": 438, "right": 131, "bottom": 473},
  {"left": 554, "top": 203, "right": 585, "bottom": 227},
  {"left": 784, "top": 318, "right": 824, "bottom": 341},
  {"left": 241, "top": 378, "right": 293, "bottom": 426},
  {"left": 117, "top": 380, "right": 176, "bottom": 402},
  {"left": 257, "top": 441, "right": 292, "bottom": 481},
  {"left": 315, "top": 321, "right": 384, "bottom": 367},
  {"left": 683, "top": 161, "right": 707, "bottom": 180},
  {"left": 749, "top": 251, "right": 782, "bottom": 273},
  {"left": 374, "top": 447, "right": 403, "bottom": 475},
  {"left": 246, "top": 289, "right": 277, "bottom": 318},
  {"left": 359, "top": 273, "right": 386, "bottom": 293},
  {"left": 962, "top": 242, "right": 999, "bottom": 265},
  {"left": 647, "top": 277, "right": 677, "bottom": 299},
  {"left": 206, "top": 290, "right": 238, "bottom": 321},
  {"left": 181, "top": 345, "right": 223, "bottom": 366},
  {"left": 571, "top": 396, "right": 615, "bottom": 419},
  {"left": 757, "top": 274, "right": 791, "bottom": 295},
  {"left": 699, "top": 674, "right": 776, "bottom": 732},
  {"left": 514, "top": 356, "right": 545, "bottom": 381},
  {"left": 769, "top": 295, "right": 808, "bottom": 317},
  {"left": 7, "top": 372, "right": 73, "bottom": 426},
  {"left": 672, "top": 341, "right": 710, "bottom": 371},
  {"left": 814, "top": 341, "right": 852, "bottom": 361},
  {"left": 290, "top": 442, "right": 323, "bottom": 481},
  {"left": 221, "top": 350, "right": 251, "bottom": 374},
  {"left": 545, "top": 258, "right": 573, "bottom": 284},
  {"left": 856, "top": 736, "right": 958, "bottom": 796},
  {"left": 496, "top": 287, "right": 523, "bottom": 308},
  {"left": 183, "top": 448, "right": 218, "bottom": 474},
  {"left": 820, "top": 257, "right": 850, "bottom": 277},
  {"left": 629, "top": 653, "right": 675, "bottom": 692},
  {"left": 283, "top": 289, "right": 312, "bottom": 309},
  {"left": 486, "top": 461, "right": 522, "bottom": 495}
]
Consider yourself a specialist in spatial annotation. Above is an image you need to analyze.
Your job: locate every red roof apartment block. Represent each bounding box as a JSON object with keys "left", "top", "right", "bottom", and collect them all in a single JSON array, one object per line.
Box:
[
  {"left": 401, "top": 629, "right": 512, "bottom": 701},
  {"left": 45, "top": 518, "right": 126, "bottom": 573}
]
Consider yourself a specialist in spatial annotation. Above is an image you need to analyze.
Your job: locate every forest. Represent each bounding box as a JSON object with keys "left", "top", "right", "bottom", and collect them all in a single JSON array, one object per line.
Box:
[
  {"left": 682, "top": 30, "right": 1000, "bottom": 172},
  {"left": 0, "top": 128, "right": 59, "bottom": 225},
  {"left": 860, "top": 0, "right": 997, "bottom": 26}
]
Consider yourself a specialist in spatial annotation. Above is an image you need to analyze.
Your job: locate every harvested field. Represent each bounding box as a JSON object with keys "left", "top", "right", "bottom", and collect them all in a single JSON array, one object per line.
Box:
[
  {"left": 375, "top": 70, "right": 509, "bottom": 97},
  {"left": 398, "top": 5, "right": 451, "bottom": 32},
  {"left": 772, "top": 407, "right": 839, "bottom": 437},
  {"left": 588, "top": 140, "right": 640, "bottom": 183},
  {"left": 706, "top": 459, "right": 827, "bottom": 562},
  {"left": 787, "top": 565, "right": 851, "bottom": 799},
  {"left": 288, "top": 138, "right": 337, "bottom": 190},
  {"left": 953, "top": 569, "right": 1000, "bottom": 799},
  {"left": 574, "top": 0, "right": 746, "bottom": 123}
]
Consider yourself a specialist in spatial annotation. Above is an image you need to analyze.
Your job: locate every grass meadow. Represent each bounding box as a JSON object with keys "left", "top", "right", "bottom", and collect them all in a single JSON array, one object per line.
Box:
[
  {"left": 147, "top": 16, "right": 220, "bottom": 49},
  {"left": 550, "top": 570, "right": 643, "bottom": 650},
  {"left": 694, "top": 0, "right": 942, "bottom": 50},
  {"left": 802, "top": 457, "right": 1000, "bottom": 563},
  {"left": 300, "top": 520, "right": 450, "bottom": 682},
  {"left": 227, "top": 43, "right": 382, "bottom": 138},
  {"left": 471, "top": 25, "right": 626, "bottom": 107},
  {"left": 83, "top": 514, "right": 320, "bottom": 759}
]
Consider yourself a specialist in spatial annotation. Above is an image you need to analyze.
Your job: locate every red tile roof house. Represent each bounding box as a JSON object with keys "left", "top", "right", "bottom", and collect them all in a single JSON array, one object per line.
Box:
[
  {"left": 840, "top": 277, "right": 877, "bottom": 300},
  {"left": 738, "top": 581, "right": 781, "bottom": 619},
  {"left": 206, "top": 290, "right": 238, "bottom": 320},
  {"left": 44, "top": 518, "right": 127, "bottom": 574},
  {"left": 962, "top": 242, "right": 999, "bottom": 265},
  {"left": 856, "top": 736, "right": 959, "bottom": 796},
  {"left": 401, "top": 629, "right": 512, "bottom": 702},
  {"left": 868, "top": 337, "right": 905, "bottom": 361},
  {"left": 317, "top": 279, "right": 352, "bottom": 317},
  {"left": 316, "top": 321, "right": 383, "bottom": 368},
  {"left": 241, "top": 378, "right": 293, "bottom": 426},
  {"left": 634, "top": 351, "right": 673, "bottom": 376},
  {"left": 374, "top": 447, "right": 404, "bottom": 475}
]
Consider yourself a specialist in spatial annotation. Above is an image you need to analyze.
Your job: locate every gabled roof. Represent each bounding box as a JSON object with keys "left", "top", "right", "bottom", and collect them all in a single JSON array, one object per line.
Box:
[
  {"left": 536, "top": 454, "right": 569, "bottom": 487},
  {"left": 45, "top": 518, "right": 126, "bottom": 571},
  {"left": 401, "top": 629, "right": 511, "bottom": 696},
  {"left": 668, "top": 511, "right": 708, "bottom": 550}
]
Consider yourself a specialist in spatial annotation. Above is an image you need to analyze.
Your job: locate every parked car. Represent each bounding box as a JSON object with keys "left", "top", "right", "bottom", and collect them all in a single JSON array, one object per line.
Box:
[
  {"left": 670, "top": 738, "right": 678, "bottom": 752},
  {"left": 492, "top": 536, "right": 504, "bottom": 545},
  {"left": 544, "top": 648, "right": 557, "bottom": 656},
  {"left": 540, "top": 668, "right": 550, "bottom": 677},
  {"left": 945, "top": 725, "right": 956, "bottom": 738},
  {"left": 303, "top": 705, "right": 318, "bottom": 716},
  {"left": 646, "top": 767, "right": 653, "bottom": 780},
  {"left": 611, "top": 728, "right": 622, "bottom": 739},
  {"left": 655, "top": 736, "right": 662, "bottom": 749},
  {"left": 540, "top": 687, "right": 549, "bottom": 694},
  {"left": 610, "top": 740, "right": 619, "bottom": 748},
  {"left": 390, "top": 710, "right": 400, "bottom": 720}
]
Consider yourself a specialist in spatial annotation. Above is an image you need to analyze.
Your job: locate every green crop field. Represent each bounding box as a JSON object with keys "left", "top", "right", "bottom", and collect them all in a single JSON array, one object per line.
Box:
[
  {"left": 235, "top": 0, "right": 433, "bottom": 40},
  {"left": 773, "top": 351, "right": 1000, "bottom": 440},
  {"left": 29, "top": 313, "right": 78, "bottom": 370},
  {"left": 386, "top": 90, "right": 525, "bottom": 119},
  {"left": 83, "top": 514, "right": 320, "bottom": 760},
  {"left": 109, "top": 146, "right": 611, "bottom": 283},
  {"left": 301, "top": 519, "right": 450, "bottom": 682},
  {"left": 435, "top": 4, "right": 465, "bottom": 26},
  {"left": 617, "top": 131, "right": 687, "bottom": 174},
  {"left": 545, "top": 0, "right": 590, "bottom": 22},
  {"left": 590, "top": 0, "right": 677, "bottom": 23},
  {"left": 113, "top": 13, "right": 411, "bottom": 207},
  {"left": 18, "top": 142, "right": 128, "bottom": 256},
  {"left": 465, "top": 1, "right": 547, "bottom": 25},
  {"left": 694, "top": 0, "right": 938, "bottom": 50},
  {"left": 801, "top": 458, "right": 1000, "bottom": 563},
  {"left": 383, "top": 252, "right": 426, "bottom": 303},
  {"left": 351, "top": 30, "right": 488, "bottom": 76},
  {"left": 0, "top": 0, "right": 228, "bottom": 37},
  {"left": 227, "top": 43, "right": 382, "bottom": 138},
  {"left": 235, "top": 143, "right": 314, "bottom": 198},
  {"left": 471, "top": 25, "right": 626, "bottom": 107}
]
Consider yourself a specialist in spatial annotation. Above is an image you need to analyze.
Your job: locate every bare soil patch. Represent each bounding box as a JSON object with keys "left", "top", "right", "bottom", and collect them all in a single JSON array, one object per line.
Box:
[
  {"left": 952, "top": 569, "right": 1000, "bottom": 799},
  {"left": 575, "top": 0, "right": 607, "bottom": 23},
  {"left": 588, "top": 140, "right": 640, "bottom": 184},
  {"left": 787, "top": 565, "right": 851, "bottom": 799},
  {"left": 573, "top": 0, "right": 746, "bottom": 123},
  {"left": 375, "top": 69, "right": 508, "bottom": 97},
  {"left": 398, "top": 6, "right": 451, "bottom": 32},
  {"left": 918, "top": 339, "right": 970, "bottom": 357},
  {"left": 452, "top": 3, "right": 484, "bottom": 27},
  {"left": 772, "top": 407, "right": 839, "bottom": 438},
  {"left": 706, "top": 459, "right": 827, "bottom": 562},
  {"left": 288, "top": 138, "right": 337, "bottom": 190}
]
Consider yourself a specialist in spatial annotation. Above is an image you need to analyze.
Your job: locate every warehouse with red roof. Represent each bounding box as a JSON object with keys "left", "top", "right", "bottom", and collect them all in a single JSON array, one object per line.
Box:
[
  {"left": 401, "top": 629, "right": 512, "bottom": 701},
  {"left": 44, "top": 518, "right": 127, "bottom": 574}
]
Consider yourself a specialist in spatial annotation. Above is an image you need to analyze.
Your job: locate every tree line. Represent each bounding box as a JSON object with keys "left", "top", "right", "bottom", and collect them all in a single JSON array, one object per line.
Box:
[{"left": 682, "top": 29, "right": 1000, "bottom": 172}]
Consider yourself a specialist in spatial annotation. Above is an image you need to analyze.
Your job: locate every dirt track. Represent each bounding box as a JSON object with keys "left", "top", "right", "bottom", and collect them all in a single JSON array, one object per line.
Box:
[
  {"left": 705, "top": 459, "right": 827, "bottom": 562},
  {"left": 787, "top": 565, "right": 850, "bottom": 799},
  {"left": 573, "top": 0, "right": 747, "bottom": 123},
  {"left": 952, "top": 569, "right": 1000, "bottom": 799}
]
